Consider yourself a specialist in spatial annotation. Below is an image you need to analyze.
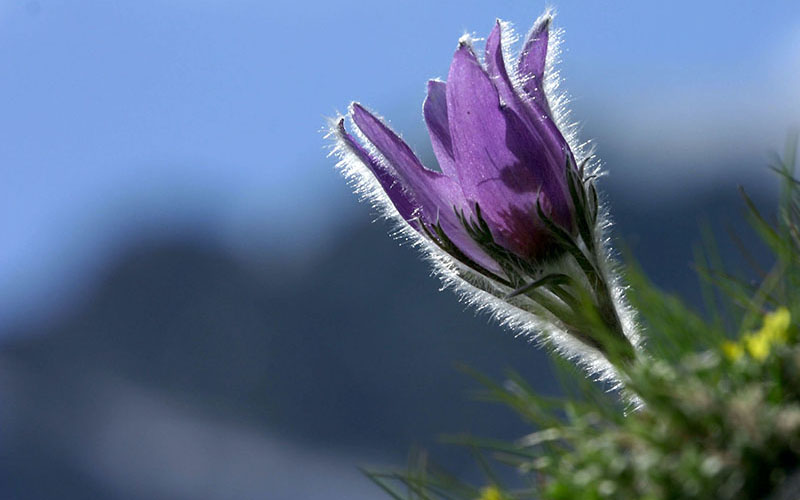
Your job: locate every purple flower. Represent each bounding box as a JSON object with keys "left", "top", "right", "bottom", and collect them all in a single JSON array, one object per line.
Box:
[
  {"left": 330, "top": 13, "right": 639, "bottom": 371},
  {"left": 334, "top": 17, "right": 579, "bottom": 286}
]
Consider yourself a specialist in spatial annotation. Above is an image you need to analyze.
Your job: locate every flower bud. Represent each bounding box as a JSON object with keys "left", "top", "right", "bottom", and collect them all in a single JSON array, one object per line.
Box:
[{"left": 329, "top": 12, "right": 639, "bottom": 379}]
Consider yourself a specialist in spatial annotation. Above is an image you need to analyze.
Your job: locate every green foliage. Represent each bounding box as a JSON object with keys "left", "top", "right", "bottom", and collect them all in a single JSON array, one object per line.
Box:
[{"left": 365, "top": 141, "right": 800, "bottom": 499}]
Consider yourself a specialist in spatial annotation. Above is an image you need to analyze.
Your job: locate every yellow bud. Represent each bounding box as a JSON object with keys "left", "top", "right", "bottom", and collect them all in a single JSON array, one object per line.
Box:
[
  {"left": 721, "top": 308, "right": 792, "bottom": 362},
  {"left": 760, "top": 307, "right": 791, "bottom": 342},
  {"left": 722, "top": 340, "right": 744, "bottom": 361},
  {"left": 477, "top": 485, "right": 502, "bottom": 500},
  {"left": 744, "top": 333, "right": 771, "bottom": 361}
]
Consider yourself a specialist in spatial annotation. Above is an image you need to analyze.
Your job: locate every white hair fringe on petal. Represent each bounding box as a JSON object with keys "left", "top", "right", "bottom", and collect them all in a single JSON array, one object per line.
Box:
[{"left": 507, "top": 10, "right": 642, "bottom": 358}]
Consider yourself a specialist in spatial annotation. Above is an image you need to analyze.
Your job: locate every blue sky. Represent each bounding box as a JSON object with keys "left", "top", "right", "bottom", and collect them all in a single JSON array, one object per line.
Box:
[{"left": 1, "top": 1, "right": 799, "bottom": 329}]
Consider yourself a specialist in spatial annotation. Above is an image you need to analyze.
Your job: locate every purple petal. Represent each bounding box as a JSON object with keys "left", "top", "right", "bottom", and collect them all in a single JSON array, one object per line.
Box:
[
  {"left": 335, "top": 118, "right": 417, "bottom": 221},
  {"left": 351, "top": 103, "right": 462, "bottom": 221},
  {"left": 422, "top": 80, "right": 457, "bottom": 178},
  {"left": 484, "top": 22, "right": 575, "bottom": 228},
  {"left": 518, "top": 14, "right": 551, "bottom": 114},
  {"left": 485, "top": 21, "right": 565, "bottom": 171},
  {"left": 350, "top": 103, "right": 505, "bottom": 276},
  {"left": 484, "top": 22, "right": 519, "bottom": 112},
  {"left": 446, "top": 43, "right": 571, "bottom": 258}
]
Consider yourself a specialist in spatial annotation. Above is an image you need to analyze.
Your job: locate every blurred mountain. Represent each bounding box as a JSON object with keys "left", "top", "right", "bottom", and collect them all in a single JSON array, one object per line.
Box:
[{"left": 0, "top": 180, "right": 775, "bottom": 499}]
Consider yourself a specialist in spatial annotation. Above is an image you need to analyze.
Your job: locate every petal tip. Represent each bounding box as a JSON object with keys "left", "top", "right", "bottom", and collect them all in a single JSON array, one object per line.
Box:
[
  {"left": 426, "top": 79, "right": 445, "bottom": 91},
  {"left": 457, "top": 33, "right": 473, "bottom": 49},
  {"left": 453, "top": 39, "right": 479, "bottom": 62},
  {"left": 534, "top": 11, "right": 553, "bottom": 31},
  {"left": 489, "top": 20, "right": 502, "bottom": 39},
  {"left": 350, "top": 102, "right": 375, "bottom": 125}
]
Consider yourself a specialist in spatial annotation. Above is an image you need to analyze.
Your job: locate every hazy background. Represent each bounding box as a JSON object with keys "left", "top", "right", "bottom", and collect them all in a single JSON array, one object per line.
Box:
[{"left": 0, "top": 1, "right": 798, "bottom": 498}]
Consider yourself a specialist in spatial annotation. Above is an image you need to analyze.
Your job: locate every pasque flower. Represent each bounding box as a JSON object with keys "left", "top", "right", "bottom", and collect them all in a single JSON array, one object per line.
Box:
[{"left": 330, "top": 13, "right": 639, "bottom": 377}]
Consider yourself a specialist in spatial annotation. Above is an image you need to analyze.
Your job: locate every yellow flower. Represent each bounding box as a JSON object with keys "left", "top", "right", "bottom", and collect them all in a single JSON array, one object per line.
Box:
[
  {"left": 723, "top": 307, "right": 792, "bottom": 362},
  {"left": 759, "top": 307, "right": 791, "bottom": 341},
  {"left": 722, "top": 340, "right": 745, "bottom": 361},
  {"left": 477, "top": 485, "right": 502, "bottom": 500},
  {"left": 746, "top": 307, "right": 791, "bottom": 361},
  {"left": 744, "top": 333, "right": 772, "bottom": 361}
]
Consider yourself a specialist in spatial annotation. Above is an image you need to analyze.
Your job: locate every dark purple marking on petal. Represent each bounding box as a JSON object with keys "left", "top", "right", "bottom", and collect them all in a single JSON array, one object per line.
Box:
[
  {"left": 446, "top": 43, "right": 572, "bottom": 259},
  {"left": 422, "top": 80, "right": 457, "bottom": 178},
  {"left": 518, "top": 14, "right": 551, "bottom": 114},
  {"left": 485, "top": 21, "right": 577, "bottom": 230},
  {"left": 336, "top": 118, "right": 417, "bottom": 221},
  {"left": 485, "top": 21, "right": 565, "bottom": 172}
]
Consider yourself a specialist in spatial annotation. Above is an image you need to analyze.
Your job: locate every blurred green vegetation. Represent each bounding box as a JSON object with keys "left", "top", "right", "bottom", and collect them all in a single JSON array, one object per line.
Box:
[{"left": 366, "top": 138, "right": 800, "bottom": 499}]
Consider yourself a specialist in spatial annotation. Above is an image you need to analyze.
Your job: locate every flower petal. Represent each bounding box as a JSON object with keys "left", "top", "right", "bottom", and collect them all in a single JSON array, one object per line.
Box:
[
  {"left": 484, "top": 22, "right": 574, "bottom": 231},
  {"left": 422, "top": 80, "right": 457, "bottom": 178},
  {"left": 484, "top": 22, "right": 519, "bottom": 112},
  {"left": 351, "top": 103, "right": 461, "bottom": 221},
  {"left": 518, "top": 14, "right": 551, "bottom": 114},
  {"left": 485, "top": 21, "right": 565, "bottom": 173},
  {"left": 335, "top": 118, "right": 417, "bottom": 221},
  {"left": 446, "top": 43, "right": 567, "bottom": 258},
  {"left": 350, "top": 103, "right": 505, "bottom": 276}
]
